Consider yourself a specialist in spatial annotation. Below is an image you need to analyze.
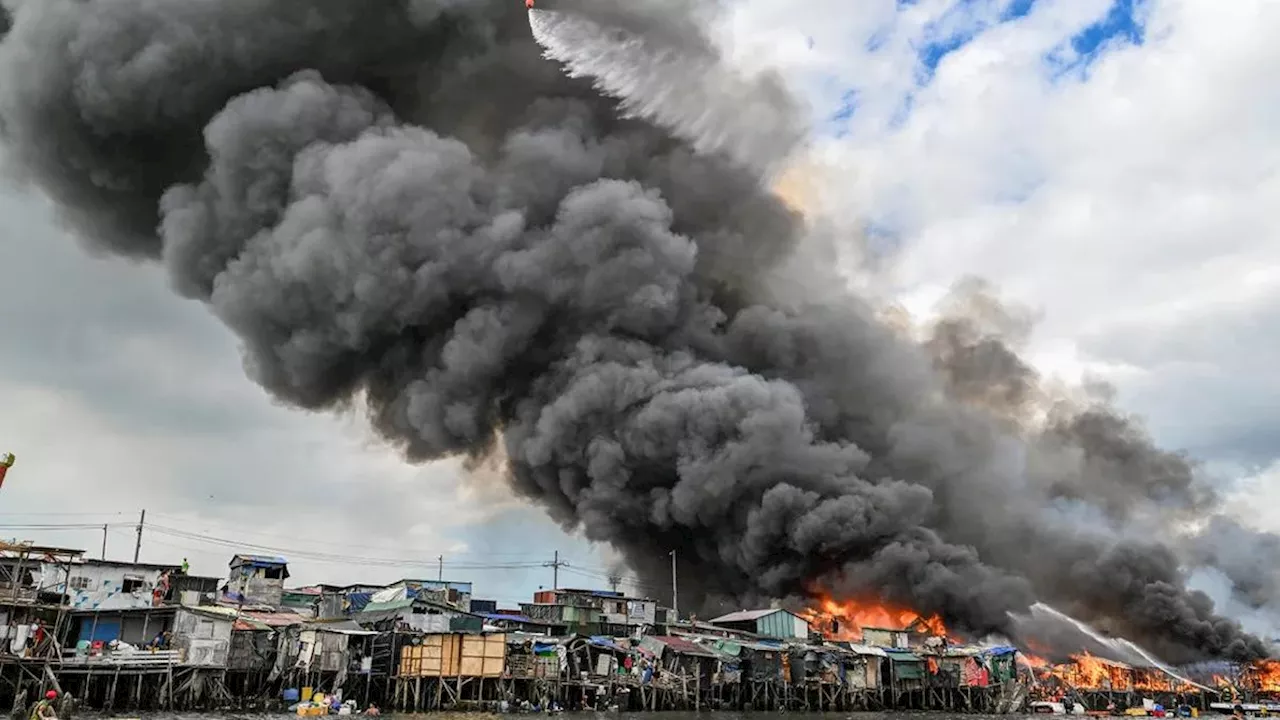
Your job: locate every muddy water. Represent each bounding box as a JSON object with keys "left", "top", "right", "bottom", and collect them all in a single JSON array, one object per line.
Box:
[{"left": 82, "top": 707, "right": 1049, "bottom": 712}]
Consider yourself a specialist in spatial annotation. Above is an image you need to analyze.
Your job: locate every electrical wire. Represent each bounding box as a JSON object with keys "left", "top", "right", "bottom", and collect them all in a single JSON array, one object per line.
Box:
[{"left": 145, "top": 523, "right": 548, "bottom": 571}]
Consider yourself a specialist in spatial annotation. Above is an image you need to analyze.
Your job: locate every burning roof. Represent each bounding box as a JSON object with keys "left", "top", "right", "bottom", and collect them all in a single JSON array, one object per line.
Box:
[{"left": 799, "top": 594, "right": 950, "bottom": 644}]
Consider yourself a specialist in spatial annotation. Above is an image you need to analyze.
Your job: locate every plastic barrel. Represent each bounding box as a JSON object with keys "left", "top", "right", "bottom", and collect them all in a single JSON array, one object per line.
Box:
[{"left": 283, "top": 688, "right": 300, "bottom": 702}]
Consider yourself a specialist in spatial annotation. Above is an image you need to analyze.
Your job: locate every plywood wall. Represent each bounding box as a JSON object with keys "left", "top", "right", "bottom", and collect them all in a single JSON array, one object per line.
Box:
[{"left": 399, "top": 633, "right": 506, "bottom": 678}]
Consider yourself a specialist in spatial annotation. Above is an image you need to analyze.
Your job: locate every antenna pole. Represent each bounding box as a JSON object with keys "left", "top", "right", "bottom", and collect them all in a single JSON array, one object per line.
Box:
[
  {"left": 670, "top": 550, "right": 678, "bottom": 620},
  {"left": 133, "top": 509, "right": 145, "bottom": 563}
]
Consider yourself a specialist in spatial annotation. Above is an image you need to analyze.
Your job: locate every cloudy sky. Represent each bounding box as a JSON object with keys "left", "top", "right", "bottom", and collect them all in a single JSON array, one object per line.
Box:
[{"left": 1, "top": 0, "right": 1276, "bottom": 608}]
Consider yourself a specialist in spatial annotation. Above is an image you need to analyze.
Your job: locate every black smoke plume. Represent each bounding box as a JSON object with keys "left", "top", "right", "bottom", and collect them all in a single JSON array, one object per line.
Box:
[{"left": 0, "top": 0, "right": 1271, "bottom": 663}]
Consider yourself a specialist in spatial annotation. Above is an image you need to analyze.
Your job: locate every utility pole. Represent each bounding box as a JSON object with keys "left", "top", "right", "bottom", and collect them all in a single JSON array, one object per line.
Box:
[
  {"left": 437, "top": 555, "right": 443, "bottom": 581},
  {"left": 101, "top": 525, "right": 107, "bottom": 560},
  {"left": 542, "top": 551, "right": 565, "bottom": 589},
  {"left": 670, "top": 549, "right": 678, "bottom": 620},
  {"left": 607, "top": 573, "right": 621, "bottom": 593},
  {"left": 133, "top": 509, "right": 145, "bottom": 563}
]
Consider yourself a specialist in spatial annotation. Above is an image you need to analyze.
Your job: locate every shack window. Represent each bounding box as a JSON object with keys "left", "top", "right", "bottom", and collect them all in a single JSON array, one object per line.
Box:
[
  {"left": 197, "top": 619, "right": 215, "bottom": 639},
  {"left": 68, "top": 576, "right": 91, "bottom": 591},
  {"left": 262, "top": 567, "right": 284, "bottom": 580},
  {"left": 122, "top": 576, "right": 145, "bottom": 593}
]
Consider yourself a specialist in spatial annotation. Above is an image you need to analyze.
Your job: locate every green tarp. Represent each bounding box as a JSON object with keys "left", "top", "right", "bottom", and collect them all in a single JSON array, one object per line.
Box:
[{"left": 885, "top": 650, "right": 926, "bottom": 679}]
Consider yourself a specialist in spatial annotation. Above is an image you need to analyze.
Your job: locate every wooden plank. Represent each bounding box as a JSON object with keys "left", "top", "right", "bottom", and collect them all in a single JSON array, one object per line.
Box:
[
  {"left": 484, "top": 635, "right": 505, "bottom": 658},
  {"left": 423, "top": 635, "right": 444, "bottom": 677},
  {"left": 461, "top": 636, "right": 484, "bottom": 658},
  {"left": 441, "top": 635, "right": 460, "bottom": 677},
  {"left": 481, "top": 655, "right": 503, "bottom": 677}
]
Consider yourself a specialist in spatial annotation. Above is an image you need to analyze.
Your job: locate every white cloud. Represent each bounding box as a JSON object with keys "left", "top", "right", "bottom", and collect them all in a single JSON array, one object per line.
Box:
[{"left": 725, "top": 0, "right": 1280, "bottom": 484}]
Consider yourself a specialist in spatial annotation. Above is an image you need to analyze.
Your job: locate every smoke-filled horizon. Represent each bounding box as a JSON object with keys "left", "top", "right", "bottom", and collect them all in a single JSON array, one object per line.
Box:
[{"left": 0, "top": 0, "right": 1275, "bottom": 664}]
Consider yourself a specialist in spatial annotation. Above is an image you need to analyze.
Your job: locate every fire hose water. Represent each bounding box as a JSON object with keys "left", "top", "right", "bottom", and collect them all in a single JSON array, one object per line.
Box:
[
  {"left": 1023, "top": 603, "right": 1214, "bottom": 692},
  {"left": 527, "top": 6, "right": 807, "bottom": 177}
]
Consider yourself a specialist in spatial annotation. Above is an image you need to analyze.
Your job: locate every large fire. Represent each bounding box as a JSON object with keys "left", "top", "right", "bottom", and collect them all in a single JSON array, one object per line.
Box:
[
  {"left": 801, "top": 596, "right": 949, "bottom": 643},
  {"left": 799, "top": 596, "right": 1280, "bottom": 699},
  {"left": 1246, "top": 660, "right": 1280, "bottom": 693},
  {"left": 1052, "top": 652, "right": 1131, "bottom": 691}
]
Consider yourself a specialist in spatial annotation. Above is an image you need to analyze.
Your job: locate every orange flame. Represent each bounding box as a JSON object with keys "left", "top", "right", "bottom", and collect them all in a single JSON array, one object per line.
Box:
[
  {"left": 800, "top": 595, "right": 949, "bottom": 642},
  {"left": 1021, "top": 653, "right": 1050, "bottom": 669},
  {"left": 1247, "top": 660, "right": 1280, "bottom": 693},
  {"left": 1051, "top": 652, "right": 1132, "bottom": 691}
]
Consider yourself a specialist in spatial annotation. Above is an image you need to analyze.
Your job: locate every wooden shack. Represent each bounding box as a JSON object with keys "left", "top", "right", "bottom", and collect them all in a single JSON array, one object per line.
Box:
[
  {"left": 503, "top": 636, "right": 563, "bottom": 679},
  {"left": 841, "top": 644, "right": 885, "bottom": 690},
  {"left": 394, "top": 633, "right": 507, "bottom": 711},
  {"left": 398, "top": 633, "right": 505, "bottom": 678},
  {"left": 885, "top": 649, "right": 927, "bottom": 689}
]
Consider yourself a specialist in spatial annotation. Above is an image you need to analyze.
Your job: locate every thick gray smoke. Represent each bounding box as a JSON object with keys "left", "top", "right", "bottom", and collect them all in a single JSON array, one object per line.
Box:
[{"left": 0, "top": 0, "right": 1272, "bottom": 663}]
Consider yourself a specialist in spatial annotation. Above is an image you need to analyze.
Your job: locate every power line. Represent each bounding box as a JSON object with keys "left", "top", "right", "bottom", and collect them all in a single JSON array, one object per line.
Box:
[
  {"left": 542, "top": 550, "right": 567, "bottom": 589},
  {"left": 0, "top": 511, "right": 137, "bottom": 518},
  {"left": 0, "top": 518, "right": 652, "bottom": 601},
  {"left": 144, "top": 524, "right": 550, "bottom": 571},
  {"left": 0, "top": 521, "right": 650, "bottom": 587},
  {"left": 0, "top": 523, "right": 132, "bottom": 531},
  {"left": 144, "top": 511, "right": 552, "bottom": 558}
]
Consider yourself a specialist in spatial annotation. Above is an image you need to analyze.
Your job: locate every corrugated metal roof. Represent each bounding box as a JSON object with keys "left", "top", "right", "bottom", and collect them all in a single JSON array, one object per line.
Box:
[
  {"left": 483, "top": 613, "right": 538, "bottom": 624},
  {"left": 239, "top": 609, "right": 310, "bottom": 627},
  {"left": 307, "top": 619, "right": 376, "bottom": 636},
  {"left": 229, "top": 554, "right": 288, "bottom": 567},
  {"left": 649, "top": 636, "right": 721, "bottom": 658},
  {"left": 884, "top": 650, "right": 923, "bottom": 662},
  {"left": 842, "top": 643, "right": 888, "bottom": 657},
  {"left": 710, "top": 609, "right": 786, "bottom": 623}
]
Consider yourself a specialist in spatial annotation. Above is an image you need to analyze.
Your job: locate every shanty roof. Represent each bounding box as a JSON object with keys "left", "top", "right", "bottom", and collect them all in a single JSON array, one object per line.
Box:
[
  {"left": 884, "top": 650, "right": 924, "bottom": 662},
  {"left": 364, "top": 597, "right": 416, "bottom": 614},
  {"left": 307, "top": 619, "right": 376, "bottom": 636},
  {"left": 79, "top": 559, "right": 181, "bottom": 571},
  {"left": 551, "top": 587, "right": 653, "bottom": 602},
  {"left": 586, "top": 636, "right": 631, "bottom": 653},
  {"left": 710, "top": 609, "right": 792, "bottom": 623},
  {"left": 841, "top": 643, "right": 889, "bottom": 657},
  {"left": 482, "top": 613, "right": 547, "bottom": 625},
  {"left": 647, "top": 635, "right": 721, "bottom": 658},
  {"left": 195, "top": 605, "right": 310, "bottom": 630},
  {"left": 0, "top": 543, "right": 85, "bottom": 559},
  {"left": 229, "top": 554, "right": 288, "bottom": 568}
]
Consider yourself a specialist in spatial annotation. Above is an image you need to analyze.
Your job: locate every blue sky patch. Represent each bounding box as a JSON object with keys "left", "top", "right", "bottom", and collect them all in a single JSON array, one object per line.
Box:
[
  {"left": 1001, "top": 0, "right": 1039, "bottom": 21},
  {"left": 1073, "top": 0, "right": 1145, "bottom": 55},
  {"left": 1044, "top": 0, "right": 1146, "bottom": 80},
  {"left": 827, "top": 89, "right": 860, "bottom": 137}
]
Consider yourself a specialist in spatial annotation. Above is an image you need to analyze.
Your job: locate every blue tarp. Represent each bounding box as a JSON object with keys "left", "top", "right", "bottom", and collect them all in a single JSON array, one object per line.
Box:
[
  {"left": 588, "top": 635, "right": 628, "bottom": 652},
  {"left": 983, "top": 646, "right": 1018, "bottom": 657},
  {"left": 484, "top": 613, "right": 535, "bottom": 623},
  {"left": 346, "top": 592, "right": 373, "bottom": 613}
]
